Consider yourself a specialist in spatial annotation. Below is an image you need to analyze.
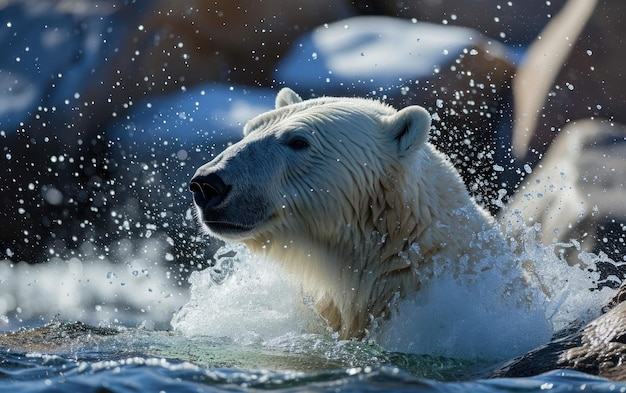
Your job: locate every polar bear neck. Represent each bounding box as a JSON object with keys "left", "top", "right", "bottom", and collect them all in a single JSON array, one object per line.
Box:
[{"left": 244, "top": 142, "right": 500, "bottom": 339}]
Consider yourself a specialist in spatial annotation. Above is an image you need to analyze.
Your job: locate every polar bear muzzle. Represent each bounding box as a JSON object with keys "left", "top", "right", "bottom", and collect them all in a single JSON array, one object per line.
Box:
[
  {"left": 189, "top": 173, "right": 231, "bottom": 210},
  {"left": 189, "top": 172, "right": 244, "bottom": 236}
]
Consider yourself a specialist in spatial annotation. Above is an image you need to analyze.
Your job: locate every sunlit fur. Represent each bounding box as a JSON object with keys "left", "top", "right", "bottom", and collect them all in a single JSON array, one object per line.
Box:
[{"left": 192, "top": 88, "right": 515, "bottom": 339}]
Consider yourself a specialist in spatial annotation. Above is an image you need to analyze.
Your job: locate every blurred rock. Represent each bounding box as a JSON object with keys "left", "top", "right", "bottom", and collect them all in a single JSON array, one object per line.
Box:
[
  {"left": 108, "top": 85, "right": 274, "bottom": 159},
  {"left": 373, "top": 0, "right": 567, "bottom": 46},
  {"left": 0, "top": 320, "right": 118, "bottom": 352},
  {"left": 71, "top": 0, "right": 357, "bottom": 139},
  {"left": 492, "top": 282, "right": 626, "bottom": 381},
  {"left": 503, "top": 119, "right": 626, "bottom": 278},
  {"left": 512, "top": 0, "right": 626, "bottom": 165},
  {"left": 275, "top": 16, "right": 516, "bottom": 212},
  {"left": 113, "top": 0, "right": 353, "bottom": 89},
  {"left": 560, "top": 301, "right": 626, "bottom": 380}
]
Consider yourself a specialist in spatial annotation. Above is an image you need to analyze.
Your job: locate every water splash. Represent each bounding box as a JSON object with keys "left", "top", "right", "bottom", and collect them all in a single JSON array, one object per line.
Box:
[
  {"left": 171, "top": 221, "right": 616, "bottom": 362},
  {"left": 171, "top": 244, "right": 320, "bottom": 344}
]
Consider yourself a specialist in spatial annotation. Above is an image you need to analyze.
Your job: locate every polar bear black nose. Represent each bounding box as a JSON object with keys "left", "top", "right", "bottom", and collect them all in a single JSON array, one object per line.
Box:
[{"left": 189, "top": 173, "right": 231, "bottom": 208}]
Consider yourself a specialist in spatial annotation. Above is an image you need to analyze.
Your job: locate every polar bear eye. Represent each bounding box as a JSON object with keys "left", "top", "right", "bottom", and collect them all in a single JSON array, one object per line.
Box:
[{"left": 285, "top": 136, "right": 310, "bottom": 151}]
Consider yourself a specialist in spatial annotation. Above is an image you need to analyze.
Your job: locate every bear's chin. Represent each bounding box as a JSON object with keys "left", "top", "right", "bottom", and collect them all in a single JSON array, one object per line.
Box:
[
  {"left": 199, "top": 218, "right": 273, "bottom": 242},
  {"left": 202, "top": 221, "right": 256, "bottom": 238},
  {"left": 194, "top": 204, "right": 275, "bottom": 241}
]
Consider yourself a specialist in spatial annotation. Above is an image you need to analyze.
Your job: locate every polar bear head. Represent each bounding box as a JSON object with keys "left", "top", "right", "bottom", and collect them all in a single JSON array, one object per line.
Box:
[
  {"left": 190, "top": 88, "right": 431, "bottom": 250},
  {"left": 190, "top": 88, "right": 503, "bottom": 338}
]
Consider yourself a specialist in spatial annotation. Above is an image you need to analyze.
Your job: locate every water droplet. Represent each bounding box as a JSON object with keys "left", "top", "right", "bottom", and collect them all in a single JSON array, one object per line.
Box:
[{"left": 524, "top": 164, "right": 532, "bottom": 174}]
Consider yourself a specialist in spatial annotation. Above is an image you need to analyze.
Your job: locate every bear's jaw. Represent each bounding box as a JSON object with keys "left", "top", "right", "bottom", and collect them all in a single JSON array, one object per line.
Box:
[
  {"left": 196, "top": 208, "right": 280, "bottom": 242},
  {"left": 201, "top": 220, "right": 258, "bottom": 239}
]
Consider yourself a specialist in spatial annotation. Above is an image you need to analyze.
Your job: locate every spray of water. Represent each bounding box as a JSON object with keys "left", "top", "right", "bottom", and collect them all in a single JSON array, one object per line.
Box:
[
  {"left": 171, "top": 244, "right": 321, "bottom": 344},
  {"left": 171, "top": 218, "right": 615, "bottom": 361}
]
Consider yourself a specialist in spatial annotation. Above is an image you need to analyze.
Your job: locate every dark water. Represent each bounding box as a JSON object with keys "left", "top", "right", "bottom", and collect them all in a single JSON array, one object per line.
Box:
[{"left": 0, "top": 322, "right": 623, "bottom": 393}]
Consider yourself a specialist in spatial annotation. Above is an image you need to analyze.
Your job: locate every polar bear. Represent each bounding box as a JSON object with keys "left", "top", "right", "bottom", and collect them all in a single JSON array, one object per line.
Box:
[{"left": 190, "top": 88, "right": 518, "bottom": 339}]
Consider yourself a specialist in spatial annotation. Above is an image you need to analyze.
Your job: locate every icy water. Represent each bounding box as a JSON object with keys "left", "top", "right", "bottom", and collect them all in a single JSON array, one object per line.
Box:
[
  {"left": 1, "top": 329, "right": 621, "bottom": 392},
  {"left": 1, "top": 236, "right": 623, "bottom": 392}
]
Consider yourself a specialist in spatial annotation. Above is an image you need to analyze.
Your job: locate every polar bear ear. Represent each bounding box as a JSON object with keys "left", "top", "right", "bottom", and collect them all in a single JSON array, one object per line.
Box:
[
  {"left": 275, "top": 88, "right": 303, "bottom": 108},
  {"left": 386, "top": 106, "right": 432, "bottom": 157}
]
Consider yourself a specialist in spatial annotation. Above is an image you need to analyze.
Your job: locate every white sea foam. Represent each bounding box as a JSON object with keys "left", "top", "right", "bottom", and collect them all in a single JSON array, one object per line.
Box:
[
  {"left": 171, "top": 244, "right": 319, "bottom": 344},
  {"left": 0, "top": 239, "right": 187, "bottom": 331}
]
